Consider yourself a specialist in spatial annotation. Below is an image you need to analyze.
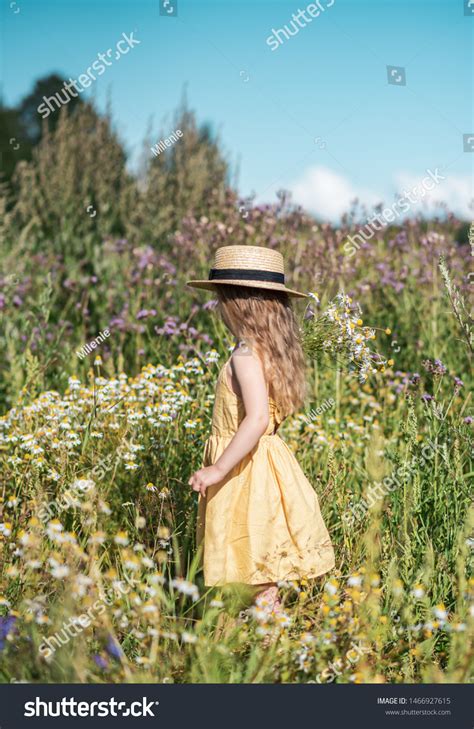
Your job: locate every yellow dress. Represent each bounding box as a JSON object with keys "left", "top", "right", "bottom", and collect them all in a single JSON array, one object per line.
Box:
[{"left": 197, "top": 360, "right": 335, "bottom": 586}]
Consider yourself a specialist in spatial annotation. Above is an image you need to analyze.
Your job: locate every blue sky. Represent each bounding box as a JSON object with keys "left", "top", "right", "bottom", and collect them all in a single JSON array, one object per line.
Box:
[{"left": 1, "top": 0, "right": 473, "bottom": 219}]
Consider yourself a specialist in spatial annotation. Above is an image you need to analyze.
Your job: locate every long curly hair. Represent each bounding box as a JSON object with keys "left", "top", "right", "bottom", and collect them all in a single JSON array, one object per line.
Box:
[{"left": 215, "top": 284, "right": 307, "bottom": 417}]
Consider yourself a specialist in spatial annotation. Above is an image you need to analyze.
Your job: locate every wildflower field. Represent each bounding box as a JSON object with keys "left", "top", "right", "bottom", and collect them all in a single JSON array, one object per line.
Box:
[{"left": 0, "top": 102, "right": 473, "bottom": 685}]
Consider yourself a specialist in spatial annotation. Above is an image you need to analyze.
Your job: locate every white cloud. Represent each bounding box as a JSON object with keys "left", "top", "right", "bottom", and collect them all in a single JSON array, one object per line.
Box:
[
  {"left": 288, "top": 165, "right": 473, "bottom": 220},
  {"left": 394, "top": 171, "right": 473, "bottom": 220},
  {"left": 289, "top": 166, "right": 381, "bottom": 219}
]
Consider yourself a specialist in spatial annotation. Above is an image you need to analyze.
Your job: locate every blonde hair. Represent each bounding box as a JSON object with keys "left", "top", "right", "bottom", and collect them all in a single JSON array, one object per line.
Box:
[{"left": 216, "top": 285, "right": 307, "bottom": 418}]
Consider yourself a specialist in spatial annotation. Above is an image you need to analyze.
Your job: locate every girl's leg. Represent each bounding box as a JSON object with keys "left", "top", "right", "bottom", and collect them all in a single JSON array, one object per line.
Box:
[
  {"left": 254, "top": 582, "right": 281, "bottom": 612},
  {"left": 238, "top": 582, "right": 282, "bottom": 624}
]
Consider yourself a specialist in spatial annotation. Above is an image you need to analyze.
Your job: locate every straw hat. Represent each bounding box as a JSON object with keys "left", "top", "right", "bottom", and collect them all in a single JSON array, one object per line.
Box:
[{"left": 186, "top": 245, "right": 307, "bottom": 299}]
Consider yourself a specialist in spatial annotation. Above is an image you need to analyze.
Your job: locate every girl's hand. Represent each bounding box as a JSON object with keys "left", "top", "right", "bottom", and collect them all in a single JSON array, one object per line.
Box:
[{"left": 188, "top": 464, "right": 225, "bottom": 497}]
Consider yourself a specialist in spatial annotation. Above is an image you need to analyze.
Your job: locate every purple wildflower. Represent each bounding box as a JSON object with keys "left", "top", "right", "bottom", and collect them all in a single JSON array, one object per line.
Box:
[
  {"left": 423, "top": 359, "right": 447, "bottom": 377},
  {"left": 94, "top": 654, "right": 109, "bottom": 670},
  {"left": 136, "top": 309, "right": 157, "bottom": 320},
  {"left": 109, "top": 314, "right": 128, "bottom": 331},
  {"left": 134, "top": 245, "right": 156, "bottom": 270},
  {"left": 106, "top": 636, "right": 123, "bottom": 660},
  {"left": 155, "top": 317, "right": 179, "bottom": 336},
  {"left": 158, "top": 256, "right": 176, "bottom": 275},
  {"left": 0, "top": 615, "right": 17, "bottom": 651},
  {"left": 113, "top": 238, "right": 129, "bottom": 252}
]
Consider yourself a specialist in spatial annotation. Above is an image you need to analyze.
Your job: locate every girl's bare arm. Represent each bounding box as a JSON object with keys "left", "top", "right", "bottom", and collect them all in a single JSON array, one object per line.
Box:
[
  {"left": 214, "top": 349, "right": 269, "bottom": 476},
  {"left": 188, "top": 348, "right": 269, "bottom": 496}
]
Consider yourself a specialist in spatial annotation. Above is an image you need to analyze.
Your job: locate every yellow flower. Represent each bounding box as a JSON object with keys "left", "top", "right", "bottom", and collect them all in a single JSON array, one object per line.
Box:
[
  {"left": 385, "top": 328, "right": 391, "bottom": 335},
  {"left": 357, "top": 319, "right": 363, "bottom": 326}
]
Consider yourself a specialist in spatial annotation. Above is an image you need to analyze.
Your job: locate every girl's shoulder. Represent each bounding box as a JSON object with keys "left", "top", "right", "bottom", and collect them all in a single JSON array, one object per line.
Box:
[
  {"left": 227, "top": 345, "right": 271, "bottom": 404},
  {"left": 229, "top": 342, "right": 264, "bottom": 376}
]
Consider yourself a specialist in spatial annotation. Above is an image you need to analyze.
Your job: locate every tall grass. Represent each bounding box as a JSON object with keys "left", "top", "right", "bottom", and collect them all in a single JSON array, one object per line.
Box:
[{"left": 0, "top": 100, "right": 472, "bottom": 684}]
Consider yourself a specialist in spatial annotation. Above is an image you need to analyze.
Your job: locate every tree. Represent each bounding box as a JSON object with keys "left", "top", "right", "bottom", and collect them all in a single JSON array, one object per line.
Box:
[
  {"left": 131, "top": 101, "right": 229, "bottom": 246},
  {"left": 0, "top": 103, "right": 31, "bottom": 184},
  {"left": 0, "top": 74, "right": 84, "bottom": 187},
  {"left": 9, "top": 101, "right": 134, "bottom": 255},
  {"left": 17, "top": 73, "right": 83, "bottom": 145}
]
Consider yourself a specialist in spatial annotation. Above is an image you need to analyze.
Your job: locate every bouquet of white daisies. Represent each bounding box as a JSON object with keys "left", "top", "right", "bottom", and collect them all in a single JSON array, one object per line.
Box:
[{"left": 301, "top": 292, "right": 391, "bottom": 383}]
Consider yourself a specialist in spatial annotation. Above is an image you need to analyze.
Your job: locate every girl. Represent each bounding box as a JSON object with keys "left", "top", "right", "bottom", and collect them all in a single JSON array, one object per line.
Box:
[{"left": 187, "top": 245, "right": 335, "bottom": 611}]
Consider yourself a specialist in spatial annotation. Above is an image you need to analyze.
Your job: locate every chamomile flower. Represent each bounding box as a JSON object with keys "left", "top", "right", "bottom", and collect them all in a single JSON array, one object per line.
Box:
[
  {"left": 170, "top": 578, "right": 199, "bottom": 602},
  {"left": 181, "top": 631, "right": 198, "bottom": 644},
  {"left": 114, "top": 531, "right": 129, "bottom": 546},
  {"left": 0, "top": 522, "right": 12, "bottom": 537},
  {"left": 411, "top": 584, "right": 425, "bottom": 599}
]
